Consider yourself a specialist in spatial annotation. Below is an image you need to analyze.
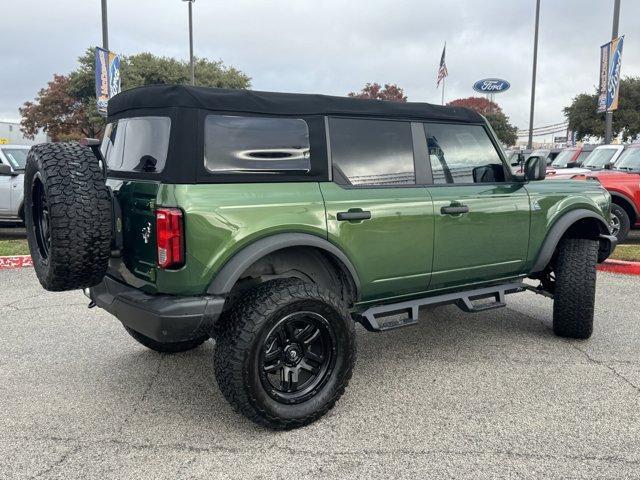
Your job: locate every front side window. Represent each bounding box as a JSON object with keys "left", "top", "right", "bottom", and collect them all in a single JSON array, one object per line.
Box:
[
  {"left": 0, "top": 148, "right": 29, "bottom": 170},
  {"left": 329, "top": 118, "right": 415, "bottom": 186},
  {"left": 204, "top": 115, "right": 310, "bottom": 173},
  {"left": 101, "top": 116, "right": 171, "bottom": 173},
  {"left": 424, "top": 123, "right": 505, "bottom": 184}
]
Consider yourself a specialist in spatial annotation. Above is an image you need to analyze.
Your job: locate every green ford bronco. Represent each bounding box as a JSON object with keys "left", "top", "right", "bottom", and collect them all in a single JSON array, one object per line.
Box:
[{"left": 24, "top": 85, "right": 616, "bottom": 429}]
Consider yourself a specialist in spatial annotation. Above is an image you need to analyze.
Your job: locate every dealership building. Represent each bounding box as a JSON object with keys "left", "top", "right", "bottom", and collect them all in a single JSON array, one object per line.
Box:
[{"left": 0, "top": 120, "right": 48, "bottom": 145}]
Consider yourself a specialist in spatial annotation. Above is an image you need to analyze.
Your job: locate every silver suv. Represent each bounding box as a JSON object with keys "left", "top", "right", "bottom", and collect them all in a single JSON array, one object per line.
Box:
[{"left": 0, "top": 145, "right": 30, "bottom": 223}]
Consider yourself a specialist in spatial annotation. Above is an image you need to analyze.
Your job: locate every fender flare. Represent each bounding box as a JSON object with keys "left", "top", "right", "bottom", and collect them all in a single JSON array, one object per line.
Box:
[
  {"left": 531, "top": 209, "right": 610, "bottom": 273},
  {"left": 610, "top": 191, "right": 639, "bottom": 218},
  {"left": 206, "top": 233, "right": 361, "bottom": 298}
]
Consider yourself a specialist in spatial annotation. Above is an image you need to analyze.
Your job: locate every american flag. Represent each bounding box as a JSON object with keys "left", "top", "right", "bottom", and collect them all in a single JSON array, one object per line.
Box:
[{"left": 437, "top": 43, "right": 448, "bottom": 87}]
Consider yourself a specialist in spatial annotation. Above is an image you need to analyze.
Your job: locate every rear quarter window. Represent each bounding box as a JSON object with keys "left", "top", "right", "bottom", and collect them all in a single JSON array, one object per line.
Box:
[
  {"left": 101, "top": 116, "right": 171, "bottom": 173},
  {"left": 204, "top": 115, "right": 311, "bottom": 173}
]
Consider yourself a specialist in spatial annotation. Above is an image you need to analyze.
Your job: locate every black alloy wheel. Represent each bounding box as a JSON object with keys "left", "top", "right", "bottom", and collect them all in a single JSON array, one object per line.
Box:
[
  {"left": 31, "top": 173, "right": 51, "bottom": 261},
  {"left": 259, "top": 311, "right": 336, "bottom": 405}
]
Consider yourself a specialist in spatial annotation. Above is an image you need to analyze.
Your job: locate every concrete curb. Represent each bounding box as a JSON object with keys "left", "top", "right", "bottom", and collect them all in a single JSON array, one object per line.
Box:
[
  {"left": 0, "top": 255, "right": 33, "bottom": 270},
  {"left": 598, "top": 259, "right": 640, "bottom": 276}
]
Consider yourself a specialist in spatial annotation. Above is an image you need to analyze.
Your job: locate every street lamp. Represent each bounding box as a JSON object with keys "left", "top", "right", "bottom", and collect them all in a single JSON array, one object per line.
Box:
[
  {"left": 101, "top": 0, "right": 109, "bottom": 50},
  {"left": 605, "top": 0, "right": 621, "bottom": 144},
  {"left": 182, "top": 0, "right": 196, "bottom": 86},
  {"left": 527, "top": 0, "right": 541, "bottom": 150}
]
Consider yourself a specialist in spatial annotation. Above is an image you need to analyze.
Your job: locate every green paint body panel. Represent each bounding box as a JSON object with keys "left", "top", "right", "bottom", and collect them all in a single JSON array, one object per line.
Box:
[
  {"left": 427, "top": 183, "right": 530, "bottom": 291},
  {"left": 113, "top": 176, "right": 611, "bottom": 306},
  {"left": 320, "top": 182, "right": 434, "bottom": 302}
]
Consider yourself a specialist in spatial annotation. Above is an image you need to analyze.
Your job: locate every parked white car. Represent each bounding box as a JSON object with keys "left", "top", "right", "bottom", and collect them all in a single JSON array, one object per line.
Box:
[
  {"left": 546, "top": 144, "right": 625, "bottom": 179},
  {"left": 0, "top": 145, "right": 30, "bottom": 223}
]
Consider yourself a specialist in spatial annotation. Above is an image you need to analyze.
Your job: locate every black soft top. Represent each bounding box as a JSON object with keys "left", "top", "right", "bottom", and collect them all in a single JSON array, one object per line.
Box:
[{"left": 107, "top": 84, "right": 484, "bottom": 123}]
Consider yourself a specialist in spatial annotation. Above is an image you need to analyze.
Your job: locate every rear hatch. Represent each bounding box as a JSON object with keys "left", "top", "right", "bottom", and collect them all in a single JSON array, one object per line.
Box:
[
  {"left": 101, "top": 115, "right": 172, "bottom": 288},
  {"left": 110, "top": 180, "right": 159, "bottom": 284}
]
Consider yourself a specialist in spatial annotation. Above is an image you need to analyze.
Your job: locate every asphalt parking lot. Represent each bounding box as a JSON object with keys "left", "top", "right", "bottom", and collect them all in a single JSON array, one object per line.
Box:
[{"left": 1, "top": 268, "right": 639, "bottom": 479}]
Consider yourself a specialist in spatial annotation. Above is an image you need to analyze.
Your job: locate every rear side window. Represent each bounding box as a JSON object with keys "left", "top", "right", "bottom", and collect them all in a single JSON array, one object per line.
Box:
[
  {"left": 424, "top": 123, "right": 505, "bottom": 184},
  {"left": 329, "top": 118, "right": 415, "bottom": 186},
  {"left": 101, "top": 116, "right": 171, "bottom": 173},
  {"left": 204, "top": 115, "right": 310, "bottom": 173}
]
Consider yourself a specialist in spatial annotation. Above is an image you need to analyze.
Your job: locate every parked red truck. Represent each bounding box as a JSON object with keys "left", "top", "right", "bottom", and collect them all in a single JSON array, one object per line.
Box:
[{"left": 575, "top": 144, "right": 640, "bottom": 242}]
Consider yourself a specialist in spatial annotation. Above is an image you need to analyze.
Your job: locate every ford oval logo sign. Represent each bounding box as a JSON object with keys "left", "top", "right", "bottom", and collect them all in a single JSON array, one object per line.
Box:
[{"left": 473, "top": 78, "right": 511, "bottom": 93}]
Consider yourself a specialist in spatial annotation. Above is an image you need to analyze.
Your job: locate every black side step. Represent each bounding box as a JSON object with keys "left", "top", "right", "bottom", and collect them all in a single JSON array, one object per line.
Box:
[{"left": 357, "top": 282, "right": 525, "bottom": 332}]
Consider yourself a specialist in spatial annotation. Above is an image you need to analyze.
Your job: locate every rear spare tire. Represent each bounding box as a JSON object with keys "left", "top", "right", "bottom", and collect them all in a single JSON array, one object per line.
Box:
[{"left": 24, "top": 143, "right": 112, "bottom": 291}]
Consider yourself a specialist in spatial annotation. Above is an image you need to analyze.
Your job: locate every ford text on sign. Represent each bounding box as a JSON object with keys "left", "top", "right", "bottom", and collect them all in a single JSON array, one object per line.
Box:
[{"left": 473, "top": 79, "right": 510, "bottom": 94}]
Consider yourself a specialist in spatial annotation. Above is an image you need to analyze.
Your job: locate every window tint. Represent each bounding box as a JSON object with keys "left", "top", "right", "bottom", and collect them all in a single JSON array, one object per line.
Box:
[
  {"left": 424, "top": 123, "right": 505, "bottom": 184},
  {"left": 329, "top": 118, "right": 415, "bottom": 186},
  {"left": 101, "top": 116, "right": 171, "bottom": 173},
  {"left": 204, "top": 115, "right": 310, "bottom": 173}
]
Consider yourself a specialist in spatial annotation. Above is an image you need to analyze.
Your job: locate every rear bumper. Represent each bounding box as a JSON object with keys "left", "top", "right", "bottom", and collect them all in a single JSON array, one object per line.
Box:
[
  {"left": 89, "top": 276, "right": 225, "bottom": 343},
  {"left": 598, "top": 234, "right": 617, "bottom": 263}
]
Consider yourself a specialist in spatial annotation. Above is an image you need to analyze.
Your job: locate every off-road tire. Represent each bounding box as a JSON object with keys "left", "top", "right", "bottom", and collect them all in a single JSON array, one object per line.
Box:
[
  {"left": 610, "top": 203, "right": 630, "bottom": 243},
  {"left": 124, "top": 327, "right": 209, "bottom": 353},
  {"left": 214, "top": 279, "right": 356, "bottom": 429},
  {"left": 552, "top": 238, "right": 599, "bottom": 339},
  {"left": 24, "top": 143, "right": 112, "bottom": 291}
]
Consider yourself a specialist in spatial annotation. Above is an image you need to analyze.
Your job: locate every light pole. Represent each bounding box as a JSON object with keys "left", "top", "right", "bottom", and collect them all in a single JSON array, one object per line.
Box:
[
  {"left": 604, "top": 0, "right": 621, "bottom": 144},
  {"left": 101, "top": 0, "right": 109, "bottom": 50},
  {"left": 183, "top": 0, "right": 195, "bottom": 85},
  {"left": 527, "top": 0, "right": 541, "bottom": 150}
]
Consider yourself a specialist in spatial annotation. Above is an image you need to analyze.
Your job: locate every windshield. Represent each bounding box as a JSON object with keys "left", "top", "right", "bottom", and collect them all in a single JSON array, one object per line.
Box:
[
  {"left": 1, "top": 148, "right": 29, "bottom": 170},
  {"left": 614, "top": 148, "right": 640, "bottom": 172},
  {"left": 551, "top": 149, "right": 577, "bottom": 168},
  {"left": 584, "top": 148, "right": 617, "bottom": 169},
  {"left": 529, "top": 149, "right": 549, "bottom": 160}
]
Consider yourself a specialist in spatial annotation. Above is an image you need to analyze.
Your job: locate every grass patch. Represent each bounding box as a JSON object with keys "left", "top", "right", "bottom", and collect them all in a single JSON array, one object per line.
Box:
[
  {"left": 0, "top": 239, "right": 30, "bottom": 256},
  {"left": 611, "top": 243, "right": 640, "bottom": 262}
]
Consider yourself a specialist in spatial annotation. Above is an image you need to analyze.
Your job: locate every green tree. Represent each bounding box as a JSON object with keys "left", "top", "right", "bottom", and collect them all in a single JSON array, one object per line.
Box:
[
  {"left": 564, "top": 77, "right": 640, "bottom": 142},
  {"left": 485, "top": 112, "right": 518, "bottom": 147},
  {"left": 21, "top": 48, "right": 251, "bottom": 141},
  {"left": 447, "top": 97, "right": 518, "bottom": 146}
]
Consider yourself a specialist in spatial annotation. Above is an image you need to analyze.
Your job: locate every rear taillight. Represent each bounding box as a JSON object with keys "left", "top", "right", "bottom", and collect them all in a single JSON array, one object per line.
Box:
[{"left": 156, "top": 208, "right": 184, "bottom": 269}]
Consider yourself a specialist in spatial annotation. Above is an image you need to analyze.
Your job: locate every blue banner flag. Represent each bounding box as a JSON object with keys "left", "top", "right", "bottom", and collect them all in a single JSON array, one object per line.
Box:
[
  {"left": 95, "top": 47, "right": 121, "bottom": 116},
  {"left": 597, "top": 36, "right": 624, "bottom": 113}
]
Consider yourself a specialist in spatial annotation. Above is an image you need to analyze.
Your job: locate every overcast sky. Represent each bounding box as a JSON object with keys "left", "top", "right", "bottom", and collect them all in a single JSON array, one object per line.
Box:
[{"left": 1, "top": 0, "right": 638, "bottom": 141}]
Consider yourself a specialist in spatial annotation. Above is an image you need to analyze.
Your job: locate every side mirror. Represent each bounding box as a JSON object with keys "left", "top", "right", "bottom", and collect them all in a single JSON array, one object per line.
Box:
[
  {"left": 566, "top": 161, "right": 577, "bottom": 168},
  {"left": 524, "top": 156, "right": 546, "bottom": 181},
  {"left": 604, "top": 163, "right": 612, "bottom": 170},
  {"left": 0, "top": 164, "right": 15, "bottom": 176}
]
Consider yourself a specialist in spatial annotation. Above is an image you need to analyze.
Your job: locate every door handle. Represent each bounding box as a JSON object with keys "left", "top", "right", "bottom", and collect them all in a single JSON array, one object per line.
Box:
[
  {"left": 337, "top": 210, "right": 372, "bottom": 221},
  {"left": 441, "top": 204, "right": 469, "bottom": 215}
]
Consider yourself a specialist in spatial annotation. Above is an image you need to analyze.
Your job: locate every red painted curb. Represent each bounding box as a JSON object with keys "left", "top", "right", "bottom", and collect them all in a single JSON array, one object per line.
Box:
[
  {"left": 0, "top": 255, "right": 33, "bottom": 270},
  {"left": 598, "top": 259, "right": 640, "bottom": 276}
]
